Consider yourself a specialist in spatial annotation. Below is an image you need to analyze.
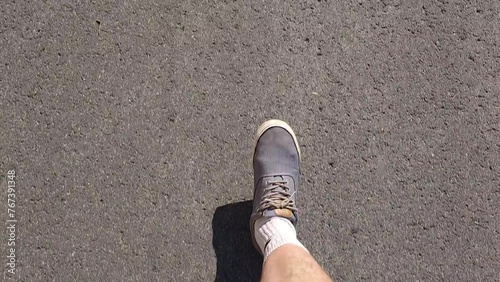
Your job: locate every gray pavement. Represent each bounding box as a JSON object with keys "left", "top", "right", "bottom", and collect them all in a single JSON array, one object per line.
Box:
[{"left": 1, "top": 0, "right": 499, "bottom": 281}]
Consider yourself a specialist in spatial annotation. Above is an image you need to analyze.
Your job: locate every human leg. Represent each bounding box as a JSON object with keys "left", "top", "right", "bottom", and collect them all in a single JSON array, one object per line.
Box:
[{"left": 261, "top": 244, "right": 332, "bottom": 282}]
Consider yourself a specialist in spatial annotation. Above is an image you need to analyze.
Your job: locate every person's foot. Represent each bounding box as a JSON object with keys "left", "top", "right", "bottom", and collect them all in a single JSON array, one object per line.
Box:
[{"left": 250, "top": 119, "right": 301, "bottom": 255}]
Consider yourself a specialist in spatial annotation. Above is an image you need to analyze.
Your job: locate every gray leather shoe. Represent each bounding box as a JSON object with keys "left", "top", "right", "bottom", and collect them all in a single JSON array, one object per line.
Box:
[{"left": 250, "top": 119, "right": 301, "bottom": 255}]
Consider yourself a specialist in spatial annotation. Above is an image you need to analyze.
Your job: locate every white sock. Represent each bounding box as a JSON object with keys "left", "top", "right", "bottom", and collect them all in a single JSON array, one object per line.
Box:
[{"left": 254, "top": 216, "right": 308, "bottom": 261}]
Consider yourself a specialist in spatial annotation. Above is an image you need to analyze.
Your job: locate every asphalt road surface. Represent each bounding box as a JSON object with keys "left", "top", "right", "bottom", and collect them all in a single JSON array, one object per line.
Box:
[{"left": 1, "top": 0, "right": 499, "bottom": 281}]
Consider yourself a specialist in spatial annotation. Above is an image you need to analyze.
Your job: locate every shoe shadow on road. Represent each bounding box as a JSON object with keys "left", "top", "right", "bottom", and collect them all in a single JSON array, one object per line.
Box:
[{"left": 212, "top": 200, "right": 262, "bottom": 282}]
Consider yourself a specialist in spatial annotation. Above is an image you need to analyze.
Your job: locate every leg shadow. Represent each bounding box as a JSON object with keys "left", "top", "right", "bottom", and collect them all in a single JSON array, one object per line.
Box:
[{"left": 212, "top": 201, "right": 262, "bottom": 282}]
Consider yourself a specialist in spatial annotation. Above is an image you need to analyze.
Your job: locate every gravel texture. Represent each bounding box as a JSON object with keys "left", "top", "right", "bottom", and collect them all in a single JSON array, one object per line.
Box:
[{"left": 1, "top": 0, "right": 499, "bottom": 281}]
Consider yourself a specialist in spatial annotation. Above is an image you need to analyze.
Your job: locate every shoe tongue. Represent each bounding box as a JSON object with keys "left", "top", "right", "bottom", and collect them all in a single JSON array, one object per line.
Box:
[
  {"left": 274, "top": 208, "right": 294, "bottom": 219},
  {"left": 263, "top": 208, "right": 295, "bottom": 221}
]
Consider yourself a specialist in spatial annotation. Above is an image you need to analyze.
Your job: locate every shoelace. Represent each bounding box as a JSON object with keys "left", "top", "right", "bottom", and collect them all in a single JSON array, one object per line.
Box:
[{"left": 257, "top": 180, "right": 297, "bottom": 213}]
